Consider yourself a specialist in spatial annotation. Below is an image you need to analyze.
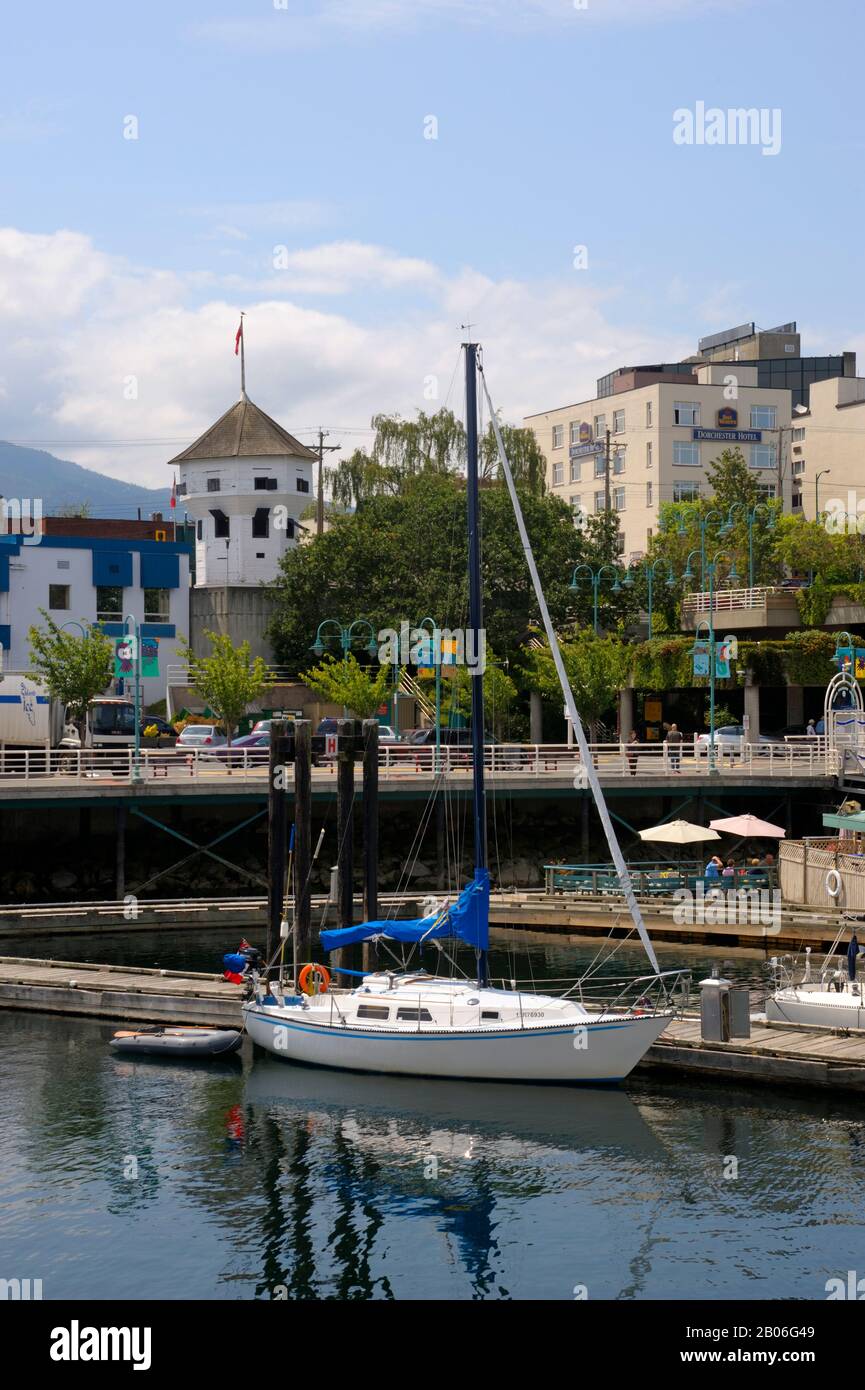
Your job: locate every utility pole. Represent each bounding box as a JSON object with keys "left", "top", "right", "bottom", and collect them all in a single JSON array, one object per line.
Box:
[{"left": 315, "top": 429, "right": 341, "bottom": 537}]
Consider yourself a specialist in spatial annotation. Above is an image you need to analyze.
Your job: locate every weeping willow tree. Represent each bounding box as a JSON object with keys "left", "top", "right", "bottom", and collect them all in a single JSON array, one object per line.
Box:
[{"left": 329, "top": 408, "right": 546, "bottom": 509}]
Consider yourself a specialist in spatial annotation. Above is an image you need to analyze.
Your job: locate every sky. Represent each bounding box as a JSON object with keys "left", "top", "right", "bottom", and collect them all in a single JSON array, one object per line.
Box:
[{"left": 1, "top": 0, "right": 864, "bottom": 485}]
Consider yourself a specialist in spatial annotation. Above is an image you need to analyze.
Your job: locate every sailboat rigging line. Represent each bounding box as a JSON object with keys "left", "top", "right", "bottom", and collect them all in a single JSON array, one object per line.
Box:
[
  {"left": 464, "top": 341, "right": 489, "bottom": 988},
  {"left": 478, "top": 356, "right": 661, "bottom": 978}
]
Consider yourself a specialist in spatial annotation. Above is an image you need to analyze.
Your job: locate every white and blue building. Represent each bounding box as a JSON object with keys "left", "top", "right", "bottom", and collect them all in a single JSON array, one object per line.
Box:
[{"left": 0, "top": 527, "right": 192, "bottom": 706}]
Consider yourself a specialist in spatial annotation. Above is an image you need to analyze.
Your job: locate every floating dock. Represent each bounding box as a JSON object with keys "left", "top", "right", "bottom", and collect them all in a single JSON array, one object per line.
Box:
[
  {"left": 0, "top": 891, "right": 851, "bottom": 951},
  {"left": 3, "top": 955, "right": 865, "bottom": 1093}
]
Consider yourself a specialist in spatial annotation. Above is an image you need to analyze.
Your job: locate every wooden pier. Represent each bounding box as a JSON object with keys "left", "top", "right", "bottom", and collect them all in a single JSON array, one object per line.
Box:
[
  {"left": 3, "top": 954, "right": 865, "bottom": 1093},
  {"left": 0, "top": 890, "right": 852, "bottom": 952}
]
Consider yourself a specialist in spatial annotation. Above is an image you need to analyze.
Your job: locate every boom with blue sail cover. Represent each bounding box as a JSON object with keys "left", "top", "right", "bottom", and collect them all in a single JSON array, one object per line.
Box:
[{"left": 320, "top": 868, "right": 490, "bottom": 953}]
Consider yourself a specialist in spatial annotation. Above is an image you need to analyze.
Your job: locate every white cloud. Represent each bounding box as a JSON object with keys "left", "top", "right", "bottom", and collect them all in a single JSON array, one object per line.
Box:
[
  {"left": 0, "top": 225, "right": 679, "bottom": 487},
  {"left": 192, "top": 0, "right": 751, "bottom": 50}
]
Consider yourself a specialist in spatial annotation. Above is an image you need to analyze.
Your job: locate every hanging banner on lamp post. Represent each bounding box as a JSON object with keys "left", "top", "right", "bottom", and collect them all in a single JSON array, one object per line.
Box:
[{"left": 692, "top": 640, "right": 710, "bottom": 678}]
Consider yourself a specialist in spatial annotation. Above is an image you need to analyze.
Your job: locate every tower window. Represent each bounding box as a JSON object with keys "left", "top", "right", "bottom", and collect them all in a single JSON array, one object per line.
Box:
[
  {"left": 296, "top": 476, "right": 310, "bottom": 494},
  {"left": 252, "top": 507, "right": 270, "bottom": 539},
  {"left": 206, "top": 477, "right": 221, "bottom": 492},
  {"left": 254, "top": 477, "right": 278, "bottom": 491},
  {"left": 210, "top": 509, "right": 229, "bottom": 539}
]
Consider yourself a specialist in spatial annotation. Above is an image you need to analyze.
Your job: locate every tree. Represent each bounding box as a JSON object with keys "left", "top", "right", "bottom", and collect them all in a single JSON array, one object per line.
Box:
[
  {"left": 522, "top": 631, "right": 630, "bottom": 741},
  {"left": 302, "top": 652, "right": 397, "bottom": 718},
  {"left": 329, "top": 409, "right": 465, "bottom": 510},
  {"left": 269, "top": 472, "right": 590, "bottom": 671},
  {"left": 179, "top": 632, "right": 274, "bottom": 742},
  {"left": 27, "top": 612, "right": 113, "bottom": 741},
  {"left": 420, "top": 656, "right": 518, "bottom": 738},
  {"left": 480, "top": 420, "right": 547, "bottom": 495}
]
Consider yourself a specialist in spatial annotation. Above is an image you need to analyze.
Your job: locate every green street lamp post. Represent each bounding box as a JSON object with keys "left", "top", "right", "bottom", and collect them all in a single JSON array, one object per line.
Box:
[
  {"left": 311, "top": 617, "right": 379, "bottom": 718},
  {"left": 815, "top": 468, "right": 831, "bottom": 523},
  {"left": 683, "top": 549, "right": 739, "bottom": 774},
  {"left": 569, "top": 563, "right": 625, "bottom": 636},
  {"left": 661, "top": 507, "right": 727, "bottom": 591},
  {"left": 623, "top": 559, "right": 677, "bottom": 639},
  {"left": 719, "top": 501, "right": 777, "bottom": 588},
  {"left": 121, "top": 613, "right": 143, "bottom": 784}
]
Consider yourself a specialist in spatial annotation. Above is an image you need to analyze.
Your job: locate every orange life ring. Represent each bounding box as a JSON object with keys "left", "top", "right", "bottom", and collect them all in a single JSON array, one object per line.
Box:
[{"left": 298, "top": 963, "right": 330, "bottom": 996}]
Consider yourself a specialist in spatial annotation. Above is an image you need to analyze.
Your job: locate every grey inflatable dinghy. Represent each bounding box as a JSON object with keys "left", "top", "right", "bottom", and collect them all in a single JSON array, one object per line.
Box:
[{"left": 110, "top": 1026, "right": 242, "bottom": 1057}]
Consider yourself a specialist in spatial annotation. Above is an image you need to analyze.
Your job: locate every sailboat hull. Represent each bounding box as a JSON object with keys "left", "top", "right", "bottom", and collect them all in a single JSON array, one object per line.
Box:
[{"left": 242, "top": 1004, "right": 670, "bottom": 1084}]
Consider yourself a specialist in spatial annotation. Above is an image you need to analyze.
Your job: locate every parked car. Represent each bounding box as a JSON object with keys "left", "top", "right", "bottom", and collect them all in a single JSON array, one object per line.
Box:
[
  {"left": 695, "top": 725, "right": 786, "bottom": 757},
  {"left": 176, "top": 724, "right": 228, "bottom": 750}
]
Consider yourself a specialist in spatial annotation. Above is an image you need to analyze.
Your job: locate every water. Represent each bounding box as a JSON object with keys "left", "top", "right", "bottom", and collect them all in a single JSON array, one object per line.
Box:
[{"left": 3, "top": 927, "right": 854, "bottom": 1300}]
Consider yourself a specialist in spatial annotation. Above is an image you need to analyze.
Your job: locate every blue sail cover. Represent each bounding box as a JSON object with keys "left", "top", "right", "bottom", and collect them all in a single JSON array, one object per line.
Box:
[{"left": 320, "top": 867, "right": 490, "bottom": 953}]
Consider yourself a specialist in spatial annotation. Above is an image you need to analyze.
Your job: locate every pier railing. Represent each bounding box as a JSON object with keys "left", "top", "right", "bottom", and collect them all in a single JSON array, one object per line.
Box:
[{"left": 0, "top": 739, "right": 837, "bottom": 785}]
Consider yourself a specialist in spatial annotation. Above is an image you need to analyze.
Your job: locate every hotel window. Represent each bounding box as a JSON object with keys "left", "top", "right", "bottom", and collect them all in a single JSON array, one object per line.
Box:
[
  {"left": 757, "top": 483, "right": 777, "bottom": 501},
  {"left": 144, "top": 588, "right": 170, "bottom": 623},
  {"left": 613, "top": 487, "right": 626, "bottom": 511},
  {"left": 792, "top": 490, "right": 803, "bottom": 509},
  {"left": 750, "top": 405, "right": 777, "bottom": 429},
  {"left": 569, "top": 459, "right": 581, "bottom": 483},
  {"left": 206, "top": 477, "right": 221, "bottom": 492},
  {"left": 570, "top": 494, "right": 582, "bottom": 515},
  {"left": 552, "top": 460, "right": 564, "bottom": 486},
  {"left": 646, "top": 401, "right": 653, "bottom": 427},
  {"left": 613, "top": 409, "right": 625, "bottom": 434},
  {"left": 673, "top": 440, "right": 700, "bottom": 467},
  {"left": 646, "top": 442, "right": 653, "bottom": 469},
  {"left": 252, "top": 507, "right": 270, "bottom": 539},
  {"left": 593, "top": 414, "right": 606, "bottom": 439},
  {"left": 615, "top": 533, "right": 626, "bottom": 557},
  {"left": 646, "top": 527, "right": 654, "bottom": 546},
  {"left": 594, "top": 455, "right": 606, "bottom": 478},
  {"left": 612, "top": 449, "right": 625, "bottom": 475},
  {"left": 552, "top": 424, "right": 564, "bottom": 449},
  {"left": 48, "top": 584, "right": 70, "bottom": 610},
  {"left": 673, "top": 401, "right": 700, "bottom": 426},
  {"left": 96, "top": 586, "right": 123, "bottom": 622},
  {"left": 673, "top": 482, "right": 701, "bottom": 502},
  {"left": 296, "top": 475, "right": 310, "bottom": 493},
  {"left": 792, "top": 458, "right": 805, "bottom": 477},
  {"left": 569, "top": 422, "right": 580, "bottom": 446},
  {"left": 594, "top": 490, "right": 606, "bottom": 513},
  {"left": 750, "top": 443, "right": 776, "bottom": 471},
  {"left": 792, "top": 427, "right": 806, "bottom": 441},
  {"left": 646, "top": 481, "right": 653, "bottom": 506},
  {"left": 211, "top": 508, "right": 230, "bottom": 539}
]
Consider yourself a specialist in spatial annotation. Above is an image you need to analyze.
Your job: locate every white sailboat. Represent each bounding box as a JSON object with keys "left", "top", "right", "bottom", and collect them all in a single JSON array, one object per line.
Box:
[
  {"left": 765, "top": 923, "right": 865, "bottom": 1030},
  {"left": 243, "top": 344, "right": 686, "bottom": 1083}
]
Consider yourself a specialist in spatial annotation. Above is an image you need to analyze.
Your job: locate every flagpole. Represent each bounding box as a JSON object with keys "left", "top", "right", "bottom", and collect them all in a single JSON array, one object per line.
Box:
[{"left": 239, "top": 311, "right": 246, "bottom": 399}]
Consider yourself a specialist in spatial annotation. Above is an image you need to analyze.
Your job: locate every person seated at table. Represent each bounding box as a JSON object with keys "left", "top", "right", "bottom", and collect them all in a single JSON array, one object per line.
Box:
[
  {"left": 722, "top": 858, "right": 736, "bottom": 879},
  {"left": 704, "top": 855, "right": 723, "bottom": 880}
]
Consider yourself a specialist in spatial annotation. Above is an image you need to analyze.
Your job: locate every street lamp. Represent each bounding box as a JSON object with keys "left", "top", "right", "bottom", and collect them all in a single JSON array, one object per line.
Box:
[
  {"left": 311, "top": 618, "right": 379, "bottom": 717},
  {"left": 570, "top": 563, "right": 625, "bottom": 636},
  {"left": 720, "top": 501, "right": 777, "bottom": 588},
  {"left": 121, "top": 612, "right": 143, "bottom": 784},
  {"left": 815, "top": 468, "right": 831, "bottom": 523},
  {"left": 684, "top": 549, "right": 739, "bottom": 774},
  {"left": 660, "top": 507, "right": 726, "bottom": 591},
  {"left": 624, "top": 559, "right": 677, "bottom": 639}
]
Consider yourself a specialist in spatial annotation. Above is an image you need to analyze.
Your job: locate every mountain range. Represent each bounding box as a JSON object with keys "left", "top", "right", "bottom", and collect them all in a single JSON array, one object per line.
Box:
[{"left": 0, "top": 441, "right": 170, "bottom": 518}]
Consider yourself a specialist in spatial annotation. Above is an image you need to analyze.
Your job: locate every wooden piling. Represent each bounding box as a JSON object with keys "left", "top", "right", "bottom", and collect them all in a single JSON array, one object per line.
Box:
[
  {"left": 294, "top": 719, "right": 313, "bottom": 956},
  {"left": 267, "top": 719, "right": 290, "bottom": 962}
]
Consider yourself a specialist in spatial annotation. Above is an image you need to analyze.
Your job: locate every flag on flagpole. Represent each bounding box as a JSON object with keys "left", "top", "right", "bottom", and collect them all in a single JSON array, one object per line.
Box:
[
  {"left": 235, "top": 320, "right": 243, "bottom": 355},
  {"left": 170, "top": 474, "right": 177, "bottom": 510}
]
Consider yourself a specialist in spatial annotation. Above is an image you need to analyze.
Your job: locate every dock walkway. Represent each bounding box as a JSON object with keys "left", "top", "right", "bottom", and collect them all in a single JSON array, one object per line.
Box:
[{"left": 4, "top": 956, "right": 865, "bottom": 1093}]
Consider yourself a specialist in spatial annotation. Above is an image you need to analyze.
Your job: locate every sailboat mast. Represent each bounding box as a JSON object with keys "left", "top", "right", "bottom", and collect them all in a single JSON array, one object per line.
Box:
[{"left": 464, "top": 342, "right": 489, "bottom": 985}]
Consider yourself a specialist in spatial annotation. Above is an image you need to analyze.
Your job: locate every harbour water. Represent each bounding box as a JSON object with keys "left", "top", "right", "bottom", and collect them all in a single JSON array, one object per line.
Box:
[{"left": 1, "top": 930, "right": 863, "bottom": 1301}]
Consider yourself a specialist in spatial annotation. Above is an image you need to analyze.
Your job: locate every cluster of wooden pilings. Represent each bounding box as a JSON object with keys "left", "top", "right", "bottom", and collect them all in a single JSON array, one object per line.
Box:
[{"left": 266, "top": 718, "right": 380, "bottom": 966}]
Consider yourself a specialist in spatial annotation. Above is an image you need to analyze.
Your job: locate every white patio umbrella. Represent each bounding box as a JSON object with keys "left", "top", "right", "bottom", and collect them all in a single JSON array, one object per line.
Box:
[
  {"left": 638, "top": 819, "right": 721, "bottom": 845},
  {"left": 708, "top": 814, "right": 786, "bottom": 839}
]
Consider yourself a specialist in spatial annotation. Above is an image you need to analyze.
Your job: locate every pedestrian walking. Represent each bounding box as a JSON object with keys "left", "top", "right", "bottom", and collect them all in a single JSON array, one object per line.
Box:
[{"left": 665, "top": 722, "right": 683, "bottom": 772}]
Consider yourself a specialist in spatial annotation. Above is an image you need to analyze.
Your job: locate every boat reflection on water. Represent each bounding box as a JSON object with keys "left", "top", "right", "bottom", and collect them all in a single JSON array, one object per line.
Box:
[{"left": 243, "top": 1057, "right": 669, "bottom": 1299}]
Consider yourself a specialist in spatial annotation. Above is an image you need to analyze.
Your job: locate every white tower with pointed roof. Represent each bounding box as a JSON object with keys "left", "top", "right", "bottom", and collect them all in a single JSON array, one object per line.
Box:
[{"left": 168, "top": 395, "right": 316, "bottom": 588}]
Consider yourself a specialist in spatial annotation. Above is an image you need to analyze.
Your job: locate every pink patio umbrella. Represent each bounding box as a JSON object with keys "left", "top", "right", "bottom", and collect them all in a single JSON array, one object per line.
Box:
[{"left": 708, "top": 813, "right": 786, "bottom": 839}]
